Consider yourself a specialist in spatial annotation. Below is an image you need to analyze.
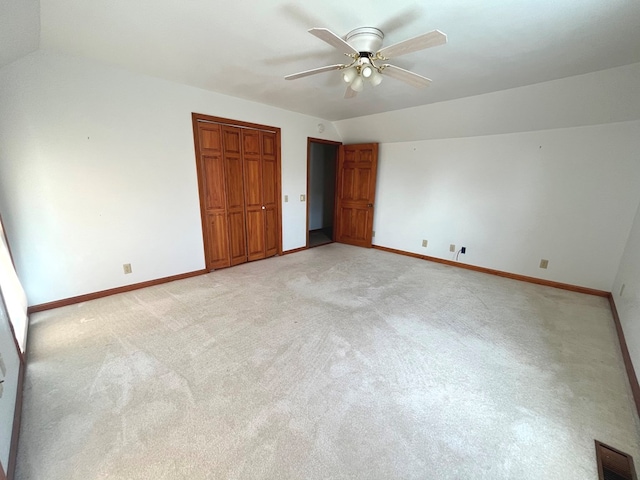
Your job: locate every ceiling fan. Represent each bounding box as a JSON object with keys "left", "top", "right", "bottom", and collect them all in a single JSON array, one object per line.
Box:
[{"left": 285, "top": 26, "right": 447, "bottom": 98}]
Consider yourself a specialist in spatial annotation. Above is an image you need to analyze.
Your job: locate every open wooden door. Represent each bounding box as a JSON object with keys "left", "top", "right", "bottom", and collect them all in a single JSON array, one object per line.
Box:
[{"left": 335, "top": 143, "right": 378, "bottom": 247}]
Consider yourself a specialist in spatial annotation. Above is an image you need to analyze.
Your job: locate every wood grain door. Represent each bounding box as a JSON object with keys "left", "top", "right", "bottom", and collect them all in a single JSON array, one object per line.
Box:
[
  {"left": 262, "top": 132, "right": 278, "bottom": 258},
  {"left": 222, "top": 126, "right": 248, "bottom": 266},
  {"left": 193, "top": 113, "right": 282, "bottom": 269},
  {"left": 335, "top": 143, "right": 379, "bottom": 248},
  {"left": 196, "top": 122, "right": 230, "bottom": 269},
  {"left": 243, "top": 130, "right": 266, "bottom": 261}
]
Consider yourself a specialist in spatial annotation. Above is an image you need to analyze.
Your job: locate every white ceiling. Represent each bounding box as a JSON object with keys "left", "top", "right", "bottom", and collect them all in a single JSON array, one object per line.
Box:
[{"left": 3, "top": 0, "right": 640, "bottom": 121}]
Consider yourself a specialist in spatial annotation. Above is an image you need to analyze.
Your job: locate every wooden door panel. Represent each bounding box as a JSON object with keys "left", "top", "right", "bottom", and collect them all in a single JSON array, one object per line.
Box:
[
  {"left": 225, "top": 155, "right": 244, "bottom": 209},
  {"left": 246, "top": 210, "right": 265, "bottom": 261},
  {"left": 262, "top": 132, "right": 278, "bottom": 258},
  {"left": 224, "top": 140, "right": 247, "bottom": 266},
  {"left": 227, "top": 211, "right": 247, "bottom": 266},
  {"left": 203, "top": 154, "right": 226, "bottom": 211},
  {"left": 243, "top": 130, "right": 266, "bottom": 261},
  {"left": 222, "top": 126, "right": 247, "bottom": 266},
  {"left": 356, "top": 169, "right": 372, "bottom": 200},
  {"left": 222, "top": 128, "right": 241, "bottom": 155},
  {"left": 338, "top": 207, "right": 371, "bottom": 243},
  {"left": 196, "top": 122, "right": 231, "bottom": 269},
  {"left": 353, "top": 208, "right": 370, "bottom": 240},
  {"left": 340, "top": 167, "right": 355, "bottom": 201},
  {"left": 262, "top": 133, "right": 276, "bottom": 156},
  {"left": 262, "top": 158, "right": 277, "bottom": 206},
  {"left": 265, "top": 206, "right": 278, "bottom": 257},
  {"left": 335, "top": 143, "right": 378, "bottom": 248},
  {"left": 200, "top": 126, "right": 223, "bottom": 150},
  {"left": 243, "top": 130, "right": 261, "bottom": 155},
  {"left": 244, "top": 158, "right": 262, "bottom": 207},
  {"left": 206, "top": 213, "right": 230, "bottom": 269}
]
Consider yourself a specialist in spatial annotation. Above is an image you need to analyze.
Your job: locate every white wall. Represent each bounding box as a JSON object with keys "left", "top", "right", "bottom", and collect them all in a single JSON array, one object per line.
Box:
[
  {"left": 613, "top": 201, "right": 640, "bottom": 379},
  {"left": 0, "top": 51, "right": 340, "bottom": 306},
  {"left": 371, "top": 121, "right": 640, "bottom": 291},
  {"left": 335, "top": 63, "right": 640, "bottom": 292}
]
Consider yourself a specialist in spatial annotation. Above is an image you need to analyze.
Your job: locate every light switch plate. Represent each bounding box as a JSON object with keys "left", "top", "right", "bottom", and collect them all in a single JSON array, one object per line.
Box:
[
  {"left": 300, "top": 194, "right": 305, "bottom": 202},
  {"left": 284, "top": 195, "right": 288, "bottom": 202}
]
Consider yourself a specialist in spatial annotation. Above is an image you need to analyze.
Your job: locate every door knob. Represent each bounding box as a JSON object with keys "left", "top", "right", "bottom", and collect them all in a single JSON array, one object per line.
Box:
[{"left": 367, "top": 203, "right": 373, "bottom": 207}]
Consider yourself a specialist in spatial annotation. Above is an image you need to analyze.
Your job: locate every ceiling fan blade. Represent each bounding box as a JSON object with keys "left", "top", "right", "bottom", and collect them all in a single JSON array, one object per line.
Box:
[
  {"left": 309, "top": 28, "right": 359, "bottom": 55},
  {"left": 344, "top": 86, "right": 358, "bottom": 99},
  {"left": 380, "top": 64, "right": 432, "bottom": 88},
  {"left": 377, "top": 30, "right": 447, "bottom": 59},
  {"left": 285, "top": 64, "right": 345, "bottom": 80}
]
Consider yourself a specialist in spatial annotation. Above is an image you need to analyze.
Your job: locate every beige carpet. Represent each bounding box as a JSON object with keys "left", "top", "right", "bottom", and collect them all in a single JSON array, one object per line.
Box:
[{"left": 16, "top": 244, "right": 640, "bottom": 479}]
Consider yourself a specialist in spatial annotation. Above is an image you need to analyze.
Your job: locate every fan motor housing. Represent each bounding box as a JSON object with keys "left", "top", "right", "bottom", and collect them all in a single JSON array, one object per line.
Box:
[{"left": 346, "top": 27, "right": 384, "bottom": 53}]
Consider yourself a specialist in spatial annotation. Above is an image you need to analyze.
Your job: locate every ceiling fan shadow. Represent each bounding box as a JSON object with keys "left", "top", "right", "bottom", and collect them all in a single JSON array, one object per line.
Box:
[
  {"left": 377, "top": 6, "right": 423, "bottom": 36},
  {"left": 263, "top": 49, "right": 334, "bottom": 66}
]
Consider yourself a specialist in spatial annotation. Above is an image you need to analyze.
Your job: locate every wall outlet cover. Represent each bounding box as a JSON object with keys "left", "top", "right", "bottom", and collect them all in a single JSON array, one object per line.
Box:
[
  {"left": 422, "top": 239, "right": 428, "bottom": 247},
  {"left": 450, "top": 244, "right": 455, "bottom": 252},
  {"left": 539, "top": 259, "right": 549, "bottom": 269}
]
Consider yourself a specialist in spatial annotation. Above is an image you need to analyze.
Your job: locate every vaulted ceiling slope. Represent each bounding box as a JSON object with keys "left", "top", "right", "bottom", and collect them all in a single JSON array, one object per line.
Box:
[
  {"left": 0, "top": 0, "right": 39, "bottom": 67},
  {"left": 3, "top": 0, "right": 640, "bottom": 121}
]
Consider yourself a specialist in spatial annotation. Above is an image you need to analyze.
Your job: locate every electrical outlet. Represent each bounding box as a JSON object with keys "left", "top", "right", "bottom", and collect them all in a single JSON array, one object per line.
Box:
[
  {"left": 539, "top": 259, "right": 549, "bottom": 269},
  {"left": 422, "top": 239, "right": 428, "bottom": 247},
  {"left": 123, "top": 263, "right": 132, "bottom": 274},
  {"left": 461, "top": 247, "right": 466, "bottom": 254},
  {"left": 284, "top": 195, "right": 288, "bottom": 202},
  {"left": 450, "top": 244, "right": 455, "bottom": 252},
  {"left": 300, "top": 194, "right": 305, "bottom": 202}
]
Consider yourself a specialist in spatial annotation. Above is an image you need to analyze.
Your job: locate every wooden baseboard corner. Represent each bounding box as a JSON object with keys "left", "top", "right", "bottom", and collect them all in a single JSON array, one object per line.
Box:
[
  {"left": 372, "top": 245, "right": 609, "bottom": 297},
  {"left": 27, "top": 269, "right": 208, "bottom": 313},
  {"left": 608, "top": 294, "right": 640, "bottom": 419},
  {"left": 6, "top": 360, "right": 25, "bottom": 480}
]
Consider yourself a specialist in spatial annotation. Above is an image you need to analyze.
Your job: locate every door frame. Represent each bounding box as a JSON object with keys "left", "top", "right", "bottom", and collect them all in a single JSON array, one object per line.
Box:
[
  {"left": 192, "top": 113, "right": 283, "bottom": 268},
  {"left": 306, "top": 137, "right": 342, "bottom": 248}
]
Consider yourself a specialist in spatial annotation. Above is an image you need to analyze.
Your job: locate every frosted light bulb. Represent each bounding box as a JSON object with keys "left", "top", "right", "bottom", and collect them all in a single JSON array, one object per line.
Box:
[
  {"left": 351, "top": 76, "right": 364, "bottom": 92},
  {"left": 343, "top": 68, "right": 357, "bottom": 84},
  {"left": 369, "top": 70, "right": 383, "bottom": 86}
]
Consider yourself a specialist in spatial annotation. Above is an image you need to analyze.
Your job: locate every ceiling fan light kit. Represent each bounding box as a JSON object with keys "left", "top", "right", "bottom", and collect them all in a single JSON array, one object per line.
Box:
[{"left": 285, "top": 25, "right": 447, "bottom": 99}]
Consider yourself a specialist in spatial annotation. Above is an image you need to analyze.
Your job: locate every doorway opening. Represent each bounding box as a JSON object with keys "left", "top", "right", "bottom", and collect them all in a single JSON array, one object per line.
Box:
[{"left": 307, "top": 138, "right": 340, "bottom": 248}]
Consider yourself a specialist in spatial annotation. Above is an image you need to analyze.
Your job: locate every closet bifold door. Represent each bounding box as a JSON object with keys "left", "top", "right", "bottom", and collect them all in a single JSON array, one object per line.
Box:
[
  {"left": 243, "top": 129, "right": 266, "bottom": 261},
  {"left": 262, "top": 131, "right": 278, "bottom": 258},
  {"left": 222, "top": 126, "right": 248, "bottom": 266},
  {"left": 197, "top": 122, "right": 230, "bottom": 269}
]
